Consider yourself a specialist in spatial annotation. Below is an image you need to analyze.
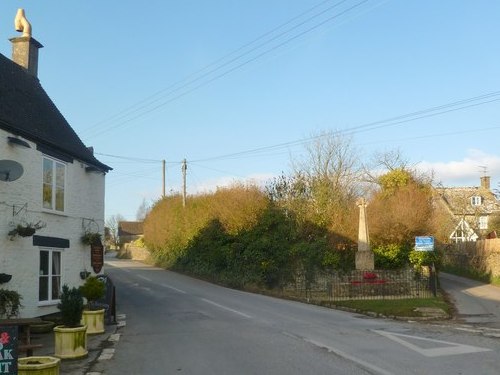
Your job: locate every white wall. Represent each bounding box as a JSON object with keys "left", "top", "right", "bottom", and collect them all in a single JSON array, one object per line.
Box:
[{"left": 0, "top": 129, "right": 106, "bottom": 318}]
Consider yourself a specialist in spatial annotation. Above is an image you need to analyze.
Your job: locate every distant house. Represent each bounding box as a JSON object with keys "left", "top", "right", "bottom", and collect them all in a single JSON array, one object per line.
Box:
[
  {"left": 0, "top": 11, "right": 111, "bottom": 318},
  {"left": 118, "top": 221, "right": 144, "bottom": 246},
  {"left": 436, "top": 176, "right": 500, "bottom": 242}
]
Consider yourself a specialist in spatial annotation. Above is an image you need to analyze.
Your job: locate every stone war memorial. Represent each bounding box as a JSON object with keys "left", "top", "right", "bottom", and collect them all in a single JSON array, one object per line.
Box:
[
  {"left": 283, "top": 196, "right": 436, "bottom": 302},
  {"left": 325, "top": 197, "right": 434, "bottom": 301},
  {"left": 355, "top": 197, "right": 374, "bottom": 271}
]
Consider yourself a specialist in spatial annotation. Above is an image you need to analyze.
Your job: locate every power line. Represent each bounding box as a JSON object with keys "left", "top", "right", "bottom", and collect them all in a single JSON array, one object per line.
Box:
[
  {"left": 94, "top": 152, "right": 162, "bottom": 163},
  {"left": 94, "top": 152, "right": 180, "bottom": 164},
  {"left": 190, "top": 91, "right": 500, "bottom": 162},
  {"left": 84, "top": 0, "right": 375, "bottom": 139},
  {"left": 81, "top": 0, "right": 343, "bottom": 137}
]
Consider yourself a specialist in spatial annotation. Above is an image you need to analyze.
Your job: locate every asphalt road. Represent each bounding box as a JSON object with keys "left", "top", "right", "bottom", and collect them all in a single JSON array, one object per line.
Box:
[
  {"left": 440, "top": 272, "right": 500, "bottom": 328},
  {"left": 96, "top": 258, "right": 500, "bottom": 375}
]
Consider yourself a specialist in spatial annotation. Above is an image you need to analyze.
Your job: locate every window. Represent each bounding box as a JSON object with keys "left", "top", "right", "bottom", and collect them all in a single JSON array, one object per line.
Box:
[
  {"left": 479, "top": 216, "right": 488, "bottom": 230},
  {"left": 43, "top": 157, "right": 65, "bottom": 212},
  {"left": 39, "top": 249, "right": 61, "bottom": 303},
  {"left": 471, "top": 196, "right": 482, "bottom": 206}
]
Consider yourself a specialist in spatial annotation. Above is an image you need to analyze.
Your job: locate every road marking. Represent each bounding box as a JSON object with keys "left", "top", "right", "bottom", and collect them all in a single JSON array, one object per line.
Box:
[
  {"left": 108, "top": 333, "right": 121, "bottom": 342},
  {"left": 373, "top": 330, "right": 492, "bottom": 357},
  {"left": 201, "top": 298, "right": 252, "bottom": 319},
  {"left": 304, "top": 338, "right": 394, "bottom": 375},
  {"left": 137, "top": 275, "right": 152, "bottom": 282},
  {"left": 160, "top": 283, "right": 187, "bottom": 294},
  {"left": 98, "top": 348, "right": 115, "bottom": 361}
]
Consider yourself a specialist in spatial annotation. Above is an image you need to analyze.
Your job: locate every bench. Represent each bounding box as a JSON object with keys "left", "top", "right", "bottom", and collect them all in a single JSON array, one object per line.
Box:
[{"left": 0, "top": 318, "right": 44, "bottom": 356}]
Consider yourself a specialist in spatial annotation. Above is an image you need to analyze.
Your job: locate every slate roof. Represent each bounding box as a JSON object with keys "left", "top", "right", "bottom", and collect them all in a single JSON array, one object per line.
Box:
[
  {"left": 0, "top": 52, "right": 111, "bottom": 172},
  {"left": 118, "top": 221, "right": 144, "bottom": 236}
]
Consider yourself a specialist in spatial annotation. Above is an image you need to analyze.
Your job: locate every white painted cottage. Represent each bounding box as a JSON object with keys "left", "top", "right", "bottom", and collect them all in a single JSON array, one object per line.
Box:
[{"left": 0, "top": 11, "right": 111, "bottom": 318}]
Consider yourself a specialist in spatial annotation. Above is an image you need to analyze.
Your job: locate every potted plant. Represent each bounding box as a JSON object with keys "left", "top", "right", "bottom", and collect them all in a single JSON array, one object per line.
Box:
[
  {"left": 0, "top": 288, "right": 22, "bottom": 318},
  {"left": 79, "top": 276, "right": 106, "bottom": 334},
  {"left": 53, "top": 285, "right": 88, "bottom": 359}
]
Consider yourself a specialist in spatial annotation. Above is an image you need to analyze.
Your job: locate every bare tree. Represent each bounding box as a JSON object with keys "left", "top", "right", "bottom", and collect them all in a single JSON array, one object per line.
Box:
[
  {"left": 284, "top": 130, "right": 363, "bottom": 238},
  {"left": 105, "top": 214, "right": 125, "bottom": 250},
  {"left": 363, "top": 148, "right": 433, "bottom": 188},
  {"left": 136, "top": 198, "right": 151, "bottom": 221}
]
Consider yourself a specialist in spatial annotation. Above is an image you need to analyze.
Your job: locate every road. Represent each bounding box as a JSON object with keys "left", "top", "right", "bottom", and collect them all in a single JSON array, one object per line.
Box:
[
  {"left": 95, "top": 258, "right": 500, "bottom": 374},
  {"left": 440, "top": 272, "right": 500, "bottom": 328}
]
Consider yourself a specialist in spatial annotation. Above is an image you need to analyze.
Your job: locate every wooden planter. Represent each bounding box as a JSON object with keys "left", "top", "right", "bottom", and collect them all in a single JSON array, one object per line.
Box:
[
  {"left": 81, "top": 309, "right": 105, "bottom": 334},
  {"left": 18, "top": 356, "right": 60, "bottom": 375},
  {"left": 53, "top": 325, "right": 88, "bottom": 359}
]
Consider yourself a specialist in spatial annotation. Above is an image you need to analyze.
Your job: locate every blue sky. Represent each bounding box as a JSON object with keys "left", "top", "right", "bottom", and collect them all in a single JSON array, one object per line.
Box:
[{"left": 2, "top": 1, "right": 500, "bottom": 220}]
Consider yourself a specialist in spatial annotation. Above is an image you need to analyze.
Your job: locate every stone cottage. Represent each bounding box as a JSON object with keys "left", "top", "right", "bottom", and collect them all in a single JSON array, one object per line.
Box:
[{"left": 436, "top": 176, "right": 500, "bottom": 242}]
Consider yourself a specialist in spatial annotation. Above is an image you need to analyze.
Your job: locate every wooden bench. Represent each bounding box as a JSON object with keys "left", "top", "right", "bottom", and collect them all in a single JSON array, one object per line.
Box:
[{"left": 0, "top": 318, "right": 44, "bottom": 356}]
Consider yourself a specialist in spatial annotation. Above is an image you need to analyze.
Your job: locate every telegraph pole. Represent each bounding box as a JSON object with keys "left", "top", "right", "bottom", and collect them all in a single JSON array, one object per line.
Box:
[
  {"left": 162, "top": 159, "right": 166, "bottom": 198},
  {"left": 182, "top": 159, "right": 187, "bottom": 207}
]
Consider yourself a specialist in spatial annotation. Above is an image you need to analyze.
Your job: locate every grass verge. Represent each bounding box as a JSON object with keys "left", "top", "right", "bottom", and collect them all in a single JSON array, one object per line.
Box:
[{"left": 328, "top": 297, "right": 451, "bottom": 318}]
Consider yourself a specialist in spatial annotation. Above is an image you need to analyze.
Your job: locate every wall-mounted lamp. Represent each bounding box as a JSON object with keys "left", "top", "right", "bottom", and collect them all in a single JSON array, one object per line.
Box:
[{"left": 7, "top": 136, "right": 31, "bottom": 148}]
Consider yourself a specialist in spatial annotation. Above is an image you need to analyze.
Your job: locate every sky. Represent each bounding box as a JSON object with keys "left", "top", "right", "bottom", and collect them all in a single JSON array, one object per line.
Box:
[{"left": 2, "top": 1, "right": 500, "bottom": 221}]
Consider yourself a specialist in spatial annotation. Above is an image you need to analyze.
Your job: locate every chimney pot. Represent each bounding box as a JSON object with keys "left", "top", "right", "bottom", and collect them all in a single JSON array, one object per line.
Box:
[{"left": 9, "top": 9, "right": 43, "bottom": 77}]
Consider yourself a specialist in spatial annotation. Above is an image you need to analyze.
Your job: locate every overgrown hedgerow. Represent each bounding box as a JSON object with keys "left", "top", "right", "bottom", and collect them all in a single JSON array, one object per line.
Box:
[{"left": 144, "top": 184, "right": 356, "bottom": 289}]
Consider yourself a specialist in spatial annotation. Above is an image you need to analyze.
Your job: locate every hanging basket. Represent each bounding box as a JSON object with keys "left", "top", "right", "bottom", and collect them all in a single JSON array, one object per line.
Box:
[{"left": 0, "top": 273, "right": 12, "bottom": 284}]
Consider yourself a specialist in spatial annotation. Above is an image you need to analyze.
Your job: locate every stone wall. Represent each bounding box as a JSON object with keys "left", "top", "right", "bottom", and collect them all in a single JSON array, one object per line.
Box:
[{"left": 442, "top": 239, "right": 500, "bottom": 277}]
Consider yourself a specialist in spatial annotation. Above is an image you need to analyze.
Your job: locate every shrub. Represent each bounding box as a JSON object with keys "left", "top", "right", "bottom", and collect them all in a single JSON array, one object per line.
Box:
[
  {"left": 79, "top": 276, "right": 105, "bottom": 310},
  {"left": 58, "top": 285, "right": 84, "bottom": 327},
  {"left": 372, "top": 243, "right": 410, "bottom": 269},
  {"left": 409, "top": 250, "right": 441, "bottom": 270}
]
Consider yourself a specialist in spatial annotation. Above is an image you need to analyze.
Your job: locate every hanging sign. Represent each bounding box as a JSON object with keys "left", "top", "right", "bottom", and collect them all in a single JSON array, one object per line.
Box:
[
  {"left": 91, "top": 240, "right": 104, "bottom": 273},
  {"left": 0, "top": 325, "right": 18, "bottom": 374}
]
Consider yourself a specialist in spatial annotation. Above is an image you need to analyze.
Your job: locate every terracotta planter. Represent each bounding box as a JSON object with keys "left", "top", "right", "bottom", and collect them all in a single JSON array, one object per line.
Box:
[
  {"left": 81, "top": 309, "right": 105, "bottom": 334},
  {"left": 18, "top": 356, "right": 60, "bottom": 375},
  {"left": 53, "top": 325, "right": 88, "bottom": 359}
]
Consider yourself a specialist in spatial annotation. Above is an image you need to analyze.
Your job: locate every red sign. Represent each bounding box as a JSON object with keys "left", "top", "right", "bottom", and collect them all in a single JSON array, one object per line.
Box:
[{"left": 0, "top": 325, "right": 17, "bottom": 374}]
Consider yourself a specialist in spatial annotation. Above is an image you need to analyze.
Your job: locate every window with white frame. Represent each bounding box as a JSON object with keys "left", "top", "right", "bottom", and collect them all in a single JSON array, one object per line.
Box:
[
  {"left": 471, "top": 196, "right": 482, "bottom": 206},
  {"left": 43, "top": 156, "right": 65, "bottom": 212},
  {"left": 39, "top": 249, "right": 61, "bottom": 303},
  {"left": 479, "top": 216, "right": 488, "bottom": 230}
]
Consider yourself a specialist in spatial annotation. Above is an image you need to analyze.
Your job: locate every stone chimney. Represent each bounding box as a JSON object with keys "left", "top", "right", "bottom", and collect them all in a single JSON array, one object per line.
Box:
[
  {"left": 9, "top": 9, "right": 43, "bottom": 77},
  {"left": 480, "top": 176, "right": 491, "bottom": 190}
]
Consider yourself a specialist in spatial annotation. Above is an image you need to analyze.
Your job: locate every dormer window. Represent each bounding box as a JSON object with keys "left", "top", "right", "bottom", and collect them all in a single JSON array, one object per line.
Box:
[{"left": 471, "top": 196, "right": 482, "bottom": 206}]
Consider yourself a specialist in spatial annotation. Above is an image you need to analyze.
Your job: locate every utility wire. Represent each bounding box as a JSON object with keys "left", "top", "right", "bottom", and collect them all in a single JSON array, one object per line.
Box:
[
  {"left": 94, "top": 152, "right": 181, "bottom": 164},
  {"left": 92, "top": 90, "right": 500, "bottom": 167},
  {"left": 84, "top": 0, "right": 374, "bottom": 139},
  {"left": 81, "top": 0, "right": 343, "bottom": 137},
  {"left": 191, "top": 92, "right": 500, "bottom": 162},
  {"left": 360, "top": 125, "right": 500, "bottom": 147}
]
